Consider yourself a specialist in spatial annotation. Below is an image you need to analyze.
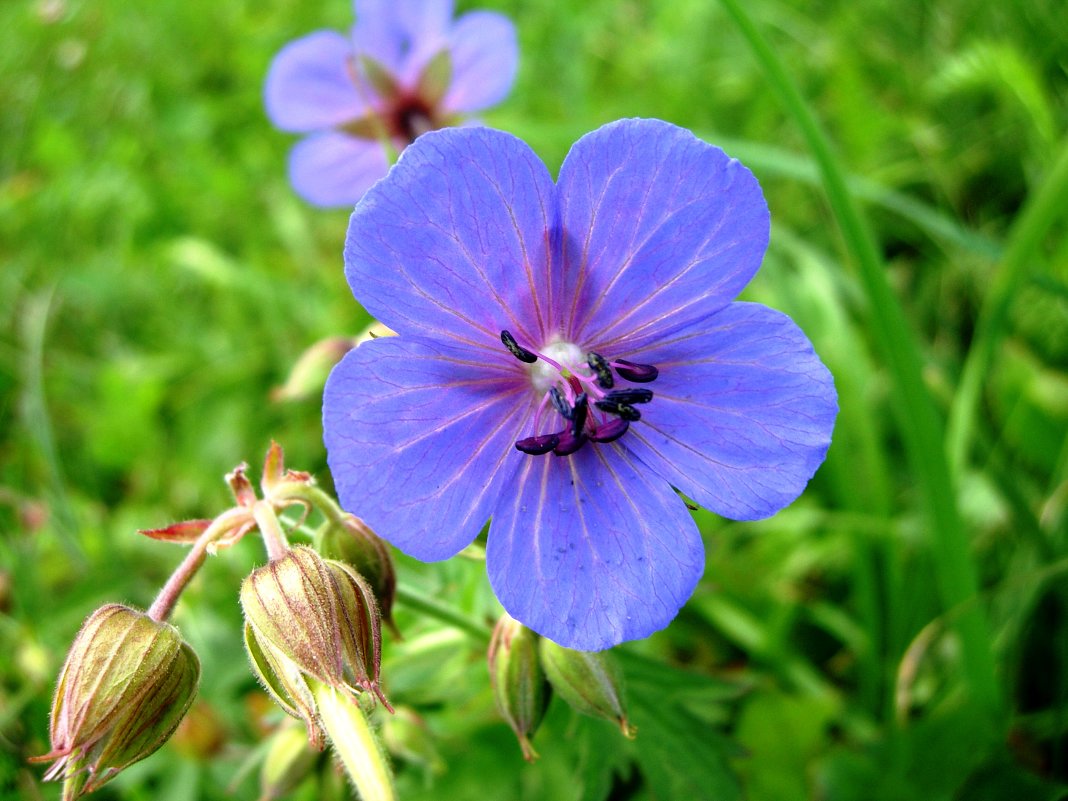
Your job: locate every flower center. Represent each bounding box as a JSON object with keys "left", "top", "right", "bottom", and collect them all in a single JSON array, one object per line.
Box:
[
  {"left": 500, "top": 330, "right": 659, "bottom": 457},
  {"left": 530, "top": 341, "right": 584, "bottom": 394},
  {"left": 388, "top": 96, "right": 436, "bottom": 144},
  {"left": 340, "top": 54, "right": 441, "bottom": 145}
]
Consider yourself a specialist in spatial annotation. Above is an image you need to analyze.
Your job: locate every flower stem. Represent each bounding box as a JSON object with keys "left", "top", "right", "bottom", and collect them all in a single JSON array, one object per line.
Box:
[
  {"left": 147, "top": 507, "right": 249, "bottom": 622},
  {"left": 271, "top": 482, "right": 348, "bottom": 526},
  {"left": 253, "top": 500, "right": 290, "bottom": 562},
  {"left": 395, "top": 585, "right": 492, "bottom": 643},
  {"left": 311, "top": 681, "right": 396, "bottom": 801}
]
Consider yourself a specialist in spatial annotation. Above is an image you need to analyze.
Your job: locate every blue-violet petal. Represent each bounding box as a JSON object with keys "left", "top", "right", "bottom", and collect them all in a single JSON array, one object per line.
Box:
[
  {"left": 624, "top": 301, "right": 838, "bottom": 521},
  {"left": 265, "top": 31, "right": 366, "bottom": 133},
  {"left": 288, "top": 131, "right": 391, "bottom": 208},
  {"left": 442, "top": 12, "right": 519, "bottom": 113},
  {"left": 558, "top": 119, "right": 770, "bottom": 352},
  {"left": 324, "top": 335, "right": 529, "bottom": 560},
  {"left": 344, "top": 127, "right": 556, "bottom": 351},
  {"left": 488, "top": 445, "right": 704, "bottom": 650}
]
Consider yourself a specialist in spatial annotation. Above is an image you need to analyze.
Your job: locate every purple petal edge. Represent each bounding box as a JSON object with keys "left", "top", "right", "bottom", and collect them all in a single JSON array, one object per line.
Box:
[
  {"left": 488, "top": 444, "right": 704, "bottom": 650},
  {"left": 624, "top": 301, "right": 838, "bottom": 521}
]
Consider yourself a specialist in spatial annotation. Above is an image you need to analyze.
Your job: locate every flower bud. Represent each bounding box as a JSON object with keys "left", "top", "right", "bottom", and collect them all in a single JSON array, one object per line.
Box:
[
  {"left": 380, "top": 706, "right": 445, "bottom": 775},
  {"left": 317, "top": 514, "right": 396, "bottom": 630},
  {"left": 32, "top": 604, "right": 200, "bottom": 798},
  {"left": 241, "top": 546, "right": 388, "bottom": 745},
  {"left": 258, "top": 721, "right": 320, "bottom": 801},
  {"left": 538, "top": 639, "right": 635, "bottom": 738},
  {"left": 488, "top": 615, "right": 549, "bottom": 760},
  {"left": 271, "top": 336, "right": 358, "bottom": 402}
]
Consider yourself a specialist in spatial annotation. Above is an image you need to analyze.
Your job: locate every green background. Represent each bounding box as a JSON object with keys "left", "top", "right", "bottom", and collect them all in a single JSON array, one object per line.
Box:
[{"left": 2, "top": 0, "right": 1067, "bottom": 798}]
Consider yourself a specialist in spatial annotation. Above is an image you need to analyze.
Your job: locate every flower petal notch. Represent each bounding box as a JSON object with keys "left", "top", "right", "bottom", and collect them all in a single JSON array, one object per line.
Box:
[
  {"left": 323, "top": 119, "right": 838, "bottom": 650},
  {"left": 264, "top": 0, "right": 518, "bottom": 207}
]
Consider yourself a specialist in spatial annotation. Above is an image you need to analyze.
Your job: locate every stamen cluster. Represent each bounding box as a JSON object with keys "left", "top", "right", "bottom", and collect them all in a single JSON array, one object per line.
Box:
[{"left": 501, "top": 330, "right": 659, "bottom": 457}]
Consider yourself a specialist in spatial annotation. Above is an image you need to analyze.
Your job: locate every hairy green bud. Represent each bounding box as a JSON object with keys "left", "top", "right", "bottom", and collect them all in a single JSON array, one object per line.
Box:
[
  {"left": 241, "top": 546, "right": 388, "bottom": 746},
  {"left": 317, "top": 514, "right": 396, "bottom": 631},
  {"left": 33, "top": 604, "right": 200, "bottom": 799},
  {"left": 259, "top": 722, "right": 320, "bottom": 801},
  {"left": 539, "top": 639, "right": 635, "bottom": 738},
  {"left": 488, "top": 615, "right": 550, "bottom": 760}
]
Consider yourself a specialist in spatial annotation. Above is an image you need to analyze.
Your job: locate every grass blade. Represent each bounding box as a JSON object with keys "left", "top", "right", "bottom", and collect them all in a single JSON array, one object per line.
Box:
[{"left": 716, "top": 0, "right": 1003, "bottom": 721}]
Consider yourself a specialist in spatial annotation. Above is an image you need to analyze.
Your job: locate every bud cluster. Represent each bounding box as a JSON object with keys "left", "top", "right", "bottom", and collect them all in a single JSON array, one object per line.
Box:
[
  {"left": 487, "top": 614, "right": 635, "bottom": 760},
  {"left": 242, "top": 545, "right": 390, "bottom": 747},
  {"left": 33, "top": 438, "right": 650, "bottom": 797},
  {"left": 34, "top": 444, "right": 399, "bottom": 800}
]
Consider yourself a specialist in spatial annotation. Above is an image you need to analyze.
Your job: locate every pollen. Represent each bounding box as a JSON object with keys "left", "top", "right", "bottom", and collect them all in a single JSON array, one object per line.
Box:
[{"left": 529, "top": 341, "right": 585, "bottom": 394}]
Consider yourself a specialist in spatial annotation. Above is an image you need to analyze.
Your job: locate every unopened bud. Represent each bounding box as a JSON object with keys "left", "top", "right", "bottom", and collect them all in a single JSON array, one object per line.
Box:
[
  {"left": 380, "top": 706, "right": 445, "bottom": 775},
  {"left": 241, "top": 547, "right": 388, "bottom": 746},
  {"left": 32, "top": 604, "right": 200, "bottom": 798},
  {"left": 271, "top": 337, "right": 358, "bottom": 402},
  {"left": 488, "top": 615, "right": 549, "bottom": 760},
  {"left": 317, "top": 515, "right": 396, "bottom": 631},
  {"left": 326, "top": 558, "right": 385, "bottom": 701},
  {"left": 258, "top": 721, "right": 320, "bottom": 801},
  {"left": 538, "top": 639, "right": 635, "bottom": 738}
]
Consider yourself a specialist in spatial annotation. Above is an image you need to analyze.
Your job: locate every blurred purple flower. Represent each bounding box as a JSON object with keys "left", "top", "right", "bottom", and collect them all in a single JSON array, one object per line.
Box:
[
  {"left": 265, "top": 0, "right": 518, "bottom": 207},
  {"left": 323, "top": 119, "right": 838, "bottom": 650}
]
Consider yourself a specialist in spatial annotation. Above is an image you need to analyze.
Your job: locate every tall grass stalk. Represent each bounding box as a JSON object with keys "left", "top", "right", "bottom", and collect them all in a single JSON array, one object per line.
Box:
[
  {"left": 946, "top": 137, "right": 1068, "bottom": 476},
  {"left": 716, "top": 0, "right": 1003, "bottom": 722}
]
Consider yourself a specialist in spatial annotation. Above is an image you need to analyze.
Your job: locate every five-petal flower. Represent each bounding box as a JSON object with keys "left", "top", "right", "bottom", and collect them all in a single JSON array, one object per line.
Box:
[
  {"left": 265, "top": 0, "right": 518, "bottom": 207},
  {"left": 323, "top": 119, "right": 838, "bottom": 650}
]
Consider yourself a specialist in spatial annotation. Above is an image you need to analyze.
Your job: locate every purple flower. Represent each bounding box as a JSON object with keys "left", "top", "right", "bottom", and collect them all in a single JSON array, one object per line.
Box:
[
  {"left": 265, "top": 0, "right": 518, "bottom": 207},
  {"left": 323, "top": 119, "right": 838, "bottom": 650}
]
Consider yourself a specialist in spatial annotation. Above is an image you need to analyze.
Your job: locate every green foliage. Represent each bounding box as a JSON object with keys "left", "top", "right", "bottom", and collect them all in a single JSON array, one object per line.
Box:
[{"left": 2, "top": 0, "right": 1068, "bottom": 799}]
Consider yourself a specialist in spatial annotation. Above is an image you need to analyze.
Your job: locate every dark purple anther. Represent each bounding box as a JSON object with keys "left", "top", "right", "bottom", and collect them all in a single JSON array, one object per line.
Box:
[
  {"left": 515, "top": 433, "right": 560, "bottom": 455},
  {"left": 549, "top": 386, "right": 572, "bottom": 420},
  {"left": 571, "top": 393, "right": 589, "bottom": 436},
  {"left": 553, "top": 429, "right": 588, "bottom": 456},
  {"left": 595, "top": 399, "right": 642, "bottom": 421},
  {"left": 590, "top": 418, "right": 629, "bottom": 443},
  {"left": 604, "top": 388, "right": 653, "bottom": 405},
  {"left": 613, "top": 359, "right": 659, "bottom": 383},
  {"left": 513, "top": 349, "right": 654, "bottom": 458},
  {"left": 587, "top": 352, "right": 614, "bottom": 389},
  {"left": 501, "top": 330, "right": 538, "bottom": 364}
]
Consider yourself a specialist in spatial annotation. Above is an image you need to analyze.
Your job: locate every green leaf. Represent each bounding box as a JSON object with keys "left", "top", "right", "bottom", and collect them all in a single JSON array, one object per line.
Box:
[
  {"left": 622, "top": 651, "right": 744, "bottom": 801},
  {"left": 734, "top": 691, "right": 836, "bottom": 801},
  {"left": 959, "top": 756, "right": 1068, "bottom": 801},
  {"left": 574, "top": 717, "right": 632, "bottom": 801},
  {"left": 630, "top": 695, "right": 742, "bottom": 801}
]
